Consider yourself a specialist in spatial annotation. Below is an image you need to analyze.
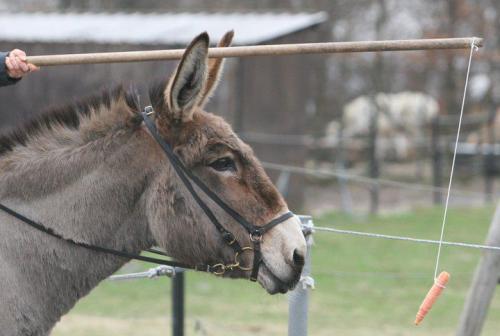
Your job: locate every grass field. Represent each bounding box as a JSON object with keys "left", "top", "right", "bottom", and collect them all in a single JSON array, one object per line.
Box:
[{"left": 52, "top": 205, "right": 500, "bottom": 335}]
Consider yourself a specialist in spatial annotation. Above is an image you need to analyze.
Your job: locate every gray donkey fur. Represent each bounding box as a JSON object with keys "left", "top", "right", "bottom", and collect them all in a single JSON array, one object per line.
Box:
[{"left": 0, "top": 32, "right": 306, "bottom": 335}]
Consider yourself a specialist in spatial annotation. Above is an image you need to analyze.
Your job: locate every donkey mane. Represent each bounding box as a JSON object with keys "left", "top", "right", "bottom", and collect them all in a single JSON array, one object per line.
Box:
[{"left": 0, "top": 84, "right": 149, "bottom": 156}]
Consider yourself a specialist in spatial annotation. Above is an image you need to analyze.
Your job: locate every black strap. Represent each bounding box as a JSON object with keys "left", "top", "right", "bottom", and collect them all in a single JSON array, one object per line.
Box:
[
  {"left": 0, "top": 203, "right": 196, "bottom": 270},
  {"left": 260, "top": 211, "right": 294, "bottom": 233},
  {"left": 142, "top": 112, "right": 243, "bottom": 253},
  {"left": 142, "top": 112, "right": 257, "bottom": 234},
  {"left": 250, "top": 242, "right": 262, "bottom": 282},
  {"left": 143, "top": 112, "right": 293, "bottom": 236}
]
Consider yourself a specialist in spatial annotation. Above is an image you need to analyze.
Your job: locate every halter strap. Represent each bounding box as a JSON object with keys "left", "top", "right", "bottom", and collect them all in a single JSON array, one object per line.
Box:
[
  {"left": 0, "top": 203, "right": 198, "bottom": 270},
  {"left": 141, "top": 108, "right": 293, "bottom": 280},
  {"left": 143, "top": 108, "right": 266, "bottom": 234}
]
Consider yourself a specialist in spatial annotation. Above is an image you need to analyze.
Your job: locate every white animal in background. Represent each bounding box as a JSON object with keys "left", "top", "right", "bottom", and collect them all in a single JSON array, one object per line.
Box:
[{"left": 326, "top": 91, "right": 439, "bottom": 161}]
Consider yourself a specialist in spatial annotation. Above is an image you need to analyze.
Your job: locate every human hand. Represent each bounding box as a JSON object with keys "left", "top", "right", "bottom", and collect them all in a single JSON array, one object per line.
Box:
[{"left": 5, "top": 49, "right": 39, "bottom": 79}]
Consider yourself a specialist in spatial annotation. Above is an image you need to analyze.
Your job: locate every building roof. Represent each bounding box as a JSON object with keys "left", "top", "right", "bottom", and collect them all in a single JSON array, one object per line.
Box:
[{"left": 0, "top": 12, "right": 327, "bottom": 45}]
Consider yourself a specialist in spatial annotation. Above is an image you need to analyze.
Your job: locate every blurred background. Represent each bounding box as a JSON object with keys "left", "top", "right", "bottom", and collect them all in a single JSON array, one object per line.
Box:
[{"left": 0, "top": 0, "right": 499, "bottom": 335}]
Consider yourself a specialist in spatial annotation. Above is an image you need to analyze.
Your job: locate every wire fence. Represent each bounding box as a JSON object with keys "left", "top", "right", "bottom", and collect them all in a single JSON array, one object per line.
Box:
[
  {"left": 109, "top": 222, "right": 500, "bottom": 282},
  {"left": 239, "top": 129, "right": 483, "bottom": 149},
  {"left": 313, "top": 269, "right": 481, "bottom": 279},
  {"left": 262, "top": 161, "right": 497, "bottom": 199},
  {"left": 314, "top": 225, "right": 500, "bottom": 252}
]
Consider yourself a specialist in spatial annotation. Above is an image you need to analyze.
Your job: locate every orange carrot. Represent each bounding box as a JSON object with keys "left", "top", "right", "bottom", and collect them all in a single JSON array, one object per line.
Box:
[{"left": 414, "top": 271, "right": 450, "bottom": 325}]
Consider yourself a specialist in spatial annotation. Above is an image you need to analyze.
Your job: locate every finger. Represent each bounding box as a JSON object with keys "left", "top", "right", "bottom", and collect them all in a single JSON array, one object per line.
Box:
[
  {"left": 9, "top": 56, "right": 20, "bottom": 71},
  {"left": 19, "top": 61, "right": 29, "bottom": 73},
  {"left": 7, "top": 69, "right": 22, "bottom": 79},
  {"left": 6, "top": 58, "right": 23, "bottom": 78},
  {"left": 11, "top": 49, "right": 27, "bottom": 61},
  {"left": 10, "top": 67, "right": 22, "bottom": 77},
  {"left": 12, "top": 58, "right": 21, "bottom": 71}
]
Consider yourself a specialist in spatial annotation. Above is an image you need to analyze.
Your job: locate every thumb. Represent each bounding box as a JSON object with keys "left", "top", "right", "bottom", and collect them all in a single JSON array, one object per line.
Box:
[{"left": 28, "top": 64, "right": 40, "bottom": 72}]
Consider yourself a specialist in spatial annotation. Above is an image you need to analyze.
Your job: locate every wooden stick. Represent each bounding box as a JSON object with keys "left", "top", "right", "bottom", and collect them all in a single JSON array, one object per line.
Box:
[{"left": 27, "top": 37, "right": 483, "bottom": 67}]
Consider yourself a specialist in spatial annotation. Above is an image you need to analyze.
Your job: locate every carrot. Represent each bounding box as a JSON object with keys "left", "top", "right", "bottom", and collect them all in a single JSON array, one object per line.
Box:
[{"left": 414, "top": 271, "right": 450, "bottom": 325}]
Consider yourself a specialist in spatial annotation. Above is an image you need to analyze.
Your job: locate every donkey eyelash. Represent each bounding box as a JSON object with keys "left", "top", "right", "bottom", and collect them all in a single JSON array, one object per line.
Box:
[{"left": 208, "top": 157, "right": 237, "bottom": 172}]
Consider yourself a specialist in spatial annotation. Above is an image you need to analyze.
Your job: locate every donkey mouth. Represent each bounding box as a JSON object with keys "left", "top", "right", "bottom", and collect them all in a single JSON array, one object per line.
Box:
[{"left": 260, "top": 262, "right": 301, "bottom": 294}]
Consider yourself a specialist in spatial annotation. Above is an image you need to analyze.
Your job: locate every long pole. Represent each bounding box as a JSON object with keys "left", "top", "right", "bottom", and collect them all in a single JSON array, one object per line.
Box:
[{"left": 27, "top": 37, "right": 483, "bottom": 67}]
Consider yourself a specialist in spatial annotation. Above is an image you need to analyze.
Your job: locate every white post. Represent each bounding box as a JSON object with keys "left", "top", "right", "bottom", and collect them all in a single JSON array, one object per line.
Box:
[{"left": 288, "top": 216, "right": 315, "bottom": 336}]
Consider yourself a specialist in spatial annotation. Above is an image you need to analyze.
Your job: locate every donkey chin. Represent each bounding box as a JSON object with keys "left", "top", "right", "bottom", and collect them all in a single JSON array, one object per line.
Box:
[
  {"left": 256, "top": 215, "right": 306, "bottom": 294},
  {"left": 257, "top": 264, "right": 302, "bottom": 294}
]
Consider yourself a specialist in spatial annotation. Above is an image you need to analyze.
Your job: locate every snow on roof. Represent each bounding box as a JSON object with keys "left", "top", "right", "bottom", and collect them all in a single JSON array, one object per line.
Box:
[{"left": 0, "top": 12, "right": 328, "bottom": 45}]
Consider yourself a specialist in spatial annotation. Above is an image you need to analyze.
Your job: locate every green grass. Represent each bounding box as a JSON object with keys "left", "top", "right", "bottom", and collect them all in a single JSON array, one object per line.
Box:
[{"left": 53, "top": 206, "right": 500, "bottom": 335}]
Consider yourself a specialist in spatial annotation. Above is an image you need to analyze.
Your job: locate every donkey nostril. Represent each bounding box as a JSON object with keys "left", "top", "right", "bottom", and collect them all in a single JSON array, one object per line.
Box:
[{"left": 292, "top": 249, "right": 305, "bottom": 267}]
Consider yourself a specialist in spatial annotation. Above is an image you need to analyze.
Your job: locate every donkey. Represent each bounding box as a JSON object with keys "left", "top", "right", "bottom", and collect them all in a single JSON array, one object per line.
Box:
[{"left": 0, "top": 32, "right": 306, "bottom": 335}]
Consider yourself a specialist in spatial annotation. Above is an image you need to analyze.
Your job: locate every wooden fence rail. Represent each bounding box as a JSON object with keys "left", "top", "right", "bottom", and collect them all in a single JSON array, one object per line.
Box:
[{"left": 27, "top": 37, "right": 483, "bottom": 67}]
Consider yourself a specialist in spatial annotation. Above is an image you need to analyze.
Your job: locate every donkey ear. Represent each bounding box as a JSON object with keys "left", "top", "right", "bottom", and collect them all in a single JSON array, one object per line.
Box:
[
  {"left": 164, "top": 32, "right": 209, "bottom": 122},
  {"left": 198, "top": 30, "right": 234, "bottom": 108}
]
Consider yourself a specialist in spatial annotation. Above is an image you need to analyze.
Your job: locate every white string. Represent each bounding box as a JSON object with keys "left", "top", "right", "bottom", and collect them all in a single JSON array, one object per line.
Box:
[
  {"left": 313, "top": 226, "right": 500, "bottom": 252},
  {"left": 433, "top": 38, "right": 479, "bottom": 280}
]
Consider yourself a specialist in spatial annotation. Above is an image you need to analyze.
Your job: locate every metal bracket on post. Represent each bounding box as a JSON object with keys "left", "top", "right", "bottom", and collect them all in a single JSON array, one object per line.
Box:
[
  {"left": 288, "top": 215, "right": 315, "bottom": 336},
  {"left": 107, "top": 263, "right": 185, "bottom": 336},
  {"left": 108, "top": 265, "right": 176, "bottom": 281}
]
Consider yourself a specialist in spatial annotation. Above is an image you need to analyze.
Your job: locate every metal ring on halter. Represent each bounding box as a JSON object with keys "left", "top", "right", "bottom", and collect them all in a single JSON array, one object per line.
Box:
[
  {"left": 212, "top": 261, "right": 241, "bottom": 275},
  {"left": 222, "top": 231, "right": 237, "bottom": 245},
  {"left": 235, "top": 246, "right": 254, "bottom": 271}
]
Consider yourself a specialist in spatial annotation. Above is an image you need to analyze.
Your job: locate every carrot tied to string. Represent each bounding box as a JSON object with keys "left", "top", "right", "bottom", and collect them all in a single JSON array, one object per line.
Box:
[{"left": 415, "top": 271, "right": 450, "bottom": 325}]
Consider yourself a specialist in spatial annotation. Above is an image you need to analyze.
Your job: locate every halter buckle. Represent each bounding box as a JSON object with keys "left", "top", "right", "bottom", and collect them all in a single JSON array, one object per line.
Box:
[
  {"left": 250, "top": 230, "right": 263, "bottom": 243},
  {"left": 144, "top": 106, "right": 154, "bottom": 116}
]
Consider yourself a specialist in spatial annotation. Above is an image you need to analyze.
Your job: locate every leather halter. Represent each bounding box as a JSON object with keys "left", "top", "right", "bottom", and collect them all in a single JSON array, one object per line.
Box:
[
  {"left": 0, "top": 106, "right": 293, "bottom": 282},
  {"left": 141, "top": 106, "right": 293, "bottom": 281}
]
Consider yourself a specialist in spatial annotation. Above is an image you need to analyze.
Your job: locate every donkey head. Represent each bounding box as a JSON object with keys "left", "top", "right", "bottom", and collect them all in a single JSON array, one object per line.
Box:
[{"left": 144, "top": 32, "right": 306, "bottom": 294}]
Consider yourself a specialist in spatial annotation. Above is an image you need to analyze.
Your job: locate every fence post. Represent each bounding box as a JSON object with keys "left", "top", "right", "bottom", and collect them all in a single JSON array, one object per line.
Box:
[
  {"left": 484, "top": 107, "right": 496, "bottom": 203},
  {"left": 288, "top": 216, "right": 315, "bottom": 336},
  {"left": 368, "top": 100, "right": 380, "bottom": 214},
  {"left": 172, "top": 269, "right": 185, "bottom": 336},
  {"left": 457, "top": 202, "right": 500, "bottom": 336},
  {"left": 431, "top": 116, "right": 443, "bottom": 205},
  {"left": 276, "top": 170, "right": 292, "bottom": 198},
  {"left": 336, "top": 117, "right": 353, "bottom": 215}
]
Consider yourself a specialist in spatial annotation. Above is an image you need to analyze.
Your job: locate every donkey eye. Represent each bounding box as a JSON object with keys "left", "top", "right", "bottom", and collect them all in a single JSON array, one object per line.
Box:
[{"left": 209, "top": 157, "right": 237, "bottom": 172}]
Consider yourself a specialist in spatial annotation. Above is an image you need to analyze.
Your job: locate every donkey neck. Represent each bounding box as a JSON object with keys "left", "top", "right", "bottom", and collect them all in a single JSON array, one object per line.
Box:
[
  {"left": 0, "top": 126, "right": 157, "bottom": 335},
  {"left": 0, "top": 125, "right": 156, "bottom": 243}
]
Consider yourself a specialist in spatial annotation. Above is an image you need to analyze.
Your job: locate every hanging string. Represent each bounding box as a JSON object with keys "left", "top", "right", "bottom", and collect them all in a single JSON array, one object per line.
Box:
[{"left": 433, "top": 38, "right": 479, "bottom": 280}]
